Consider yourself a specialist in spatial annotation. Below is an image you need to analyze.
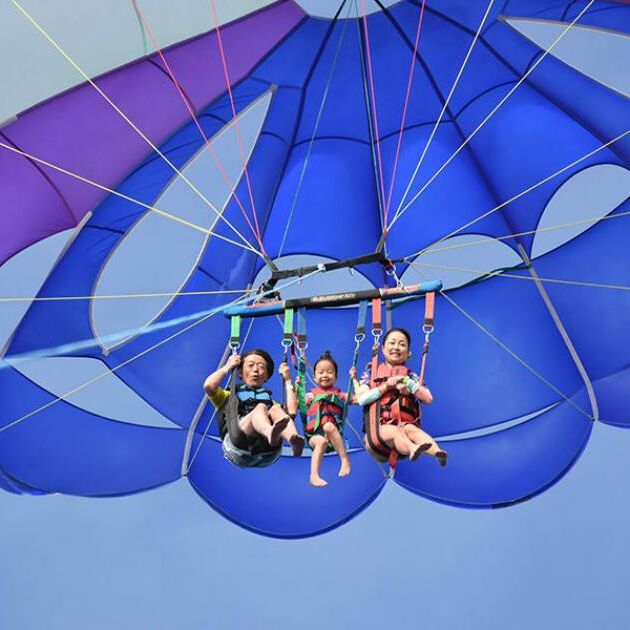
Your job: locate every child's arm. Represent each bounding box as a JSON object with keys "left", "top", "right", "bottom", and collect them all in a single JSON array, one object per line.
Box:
[
  {"left": 204, "top": 354, "right": 240, "bottom": 395},
  {"left": 279, "top": 362, "right": 298, "bottom": 416}
]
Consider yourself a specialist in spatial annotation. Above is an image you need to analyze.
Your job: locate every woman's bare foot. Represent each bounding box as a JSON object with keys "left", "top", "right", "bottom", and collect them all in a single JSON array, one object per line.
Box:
[
  {"left": 289, "top": 434, "right": 305, "bottom": 457},
  {"left": 435, "top": 450, "right": 448, "bottom": 467},
  {"left": 410, "top": 442, "right": 432, "bottom": 462},
  {"left": 269, "top": 417, "right": 290, "bottom": 445},
  {"left": 310, "top": 475, "right": 328, "bottom": 487}
]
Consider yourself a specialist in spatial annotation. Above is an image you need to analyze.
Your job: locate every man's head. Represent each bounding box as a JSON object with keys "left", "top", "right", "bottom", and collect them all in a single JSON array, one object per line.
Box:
[{"left": 240, "top": 349, "right": 275, "bottom": 387}]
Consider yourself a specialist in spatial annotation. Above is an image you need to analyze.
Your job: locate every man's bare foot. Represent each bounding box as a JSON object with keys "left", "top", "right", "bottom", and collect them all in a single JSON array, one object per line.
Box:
[
  {"left": 310, "top": 476, "right": 328, "bottom": 487},
  {"left": 435, "top": 450, "right": 448, "bottom": 467},
  {"left": 269, "top": 417, "right": 290, "bottom": 445},
  {"left": 410, "top": 442, "right": 432, "bottom": 462},
  {"left": 290, "top": 434, "right": 305, "bottom": 457},
  {"left": 338, "top": 460, "right": 351, "bottom": 477}
]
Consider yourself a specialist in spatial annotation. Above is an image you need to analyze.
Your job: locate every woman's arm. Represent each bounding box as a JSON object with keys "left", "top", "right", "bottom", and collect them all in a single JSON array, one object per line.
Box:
[
  {"left": 203, "top": 354, "right": 240, "bottom": 395},
  {"left": 401, "top": 376, "right": 433, "bottom": 405}
]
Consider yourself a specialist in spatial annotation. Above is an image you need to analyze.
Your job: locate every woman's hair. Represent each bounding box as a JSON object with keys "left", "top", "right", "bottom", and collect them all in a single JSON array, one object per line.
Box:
[
  {"left": 241, "top": 349, "right": 274, "bottom": 379},
  {"left": 383, "top": 327, "right": 412, "bottom": 347},
  {"left": 314, "top": 350, "right": 338, "bottom": 376}
]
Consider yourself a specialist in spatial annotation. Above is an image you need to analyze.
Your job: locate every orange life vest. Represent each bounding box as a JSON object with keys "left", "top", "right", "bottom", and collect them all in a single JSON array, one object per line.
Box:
[{"left": 365, "top": 361, "right": 420, "bottom": 468}]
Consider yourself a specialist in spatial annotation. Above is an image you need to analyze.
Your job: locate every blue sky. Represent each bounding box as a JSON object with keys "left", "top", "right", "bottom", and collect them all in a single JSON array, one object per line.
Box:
[{"left": 1, "top": 5, "right": 629, "bottom": 629}]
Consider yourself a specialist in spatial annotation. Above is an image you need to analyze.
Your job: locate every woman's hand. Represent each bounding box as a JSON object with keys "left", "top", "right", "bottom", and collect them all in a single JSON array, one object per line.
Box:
[
  {"left": 386, "top": 375, "right": 404, "bottom": 388},
  {"left": 349, "top": 366, "right": 357, "bottom": 378},
  {"left": 396, "top": 382, "right": 411, "bottom": 396}
]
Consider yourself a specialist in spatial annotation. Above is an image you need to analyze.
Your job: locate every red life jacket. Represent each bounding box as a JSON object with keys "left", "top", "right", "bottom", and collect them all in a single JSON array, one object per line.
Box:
[
  {"left": 365, "top": 361, "right": 420, "bottom": 468},
  {"left": 305, "top": 386, "right": 344, "bottom": 434},
  {"left": 369, "top": 363, "right": 420, "bottom": 425}
]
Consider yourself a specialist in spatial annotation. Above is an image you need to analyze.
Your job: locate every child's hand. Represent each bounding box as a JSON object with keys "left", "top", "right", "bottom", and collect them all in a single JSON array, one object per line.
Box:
[
  {"left": 279, "top": 362, "right": 291, "bottom": 382},
  {"left": 295, "top": 376, "right": 301, "bottom": 386},
  {"left": 225, "top": 354, "right": 241, "bottom": 371},
  {"left": 349, "top": 367, "right": 357, "bottom": 378}
]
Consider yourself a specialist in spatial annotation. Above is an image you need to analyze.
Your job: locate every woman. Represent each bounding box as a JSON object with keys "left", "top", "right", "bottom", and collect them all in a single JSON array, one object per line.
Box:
[{"left": 353, "top": 328, "right": 447, "bottom": 466}]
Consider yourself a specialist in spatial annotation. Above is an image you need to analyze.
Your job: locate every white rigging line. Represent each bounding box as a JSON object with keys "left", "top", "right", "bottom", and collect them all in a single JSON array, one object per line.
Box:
[
  {"left": 9, "top": 0, "right": 260, "bottom": 256},
  {"left": 355, "top": 0, "right": 387, "bottom": 233},
  {"left": 0, "top": 270, "right": 324, "bottom": 435},
  {"left": 277, "top": 0, "right": 353, "bottom": 257},
  {"left": 0, "top": 141, "right": 260, "bottom": 256},
  {"left": 388, "top": 0, "right": 597, "bottom": 230},
  {"left": 401, "top": 128, "right": 630, "bottom": 260},
  {"left": 409, "top": 262, "right": 594, "bottom": 421},
  {"left": 391, "top": 0, "right": 497, "bottom": 224}
]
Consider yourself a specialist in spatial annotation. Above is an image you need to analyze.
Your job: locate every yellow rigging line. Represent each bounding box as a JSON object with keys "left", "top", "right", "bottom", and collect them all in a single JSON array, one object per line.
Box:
[
  {"left": 9, "top": 0, "right": 260, "bottom": 256},
  {"left": 0, "top": 141, "right": 260, "bottom": 255},
  {"left": 412, "top": 261, "right": 630, "bottom": 292},
  {"left": 388, "top": 0, "right": 597, "bottom": 229},
  {"left": 402, "top": 205, "right": 630, "bottom": 259}
]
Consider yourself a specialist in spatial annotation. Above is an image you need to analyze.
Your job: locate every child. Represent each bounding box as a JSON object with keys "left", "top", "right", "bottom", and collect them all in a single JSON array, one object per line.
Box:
[
  {"left": 203, "top": 349, "right": 305, "bottom": 468},
  {"left": 354, "top": 328, "right": 447, "bottom": 466},
  {"left": 298, "top": 351, "right": 352, "bottom": 487}
]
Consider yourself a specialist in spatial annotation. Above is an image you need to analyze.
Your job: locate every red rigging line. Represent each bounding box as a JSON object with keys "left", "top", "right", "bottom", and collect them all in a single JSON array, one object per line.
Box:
[
  {"left": 209, "top": 0, "right": 265, "bottom": 248},
  {"left": 384, "top": 0, "right": 427, "bottom": 225},
  {"left": 361, "top": 0, "right": 388, "bottom": 225},
  {"left": 132, "top": 0, "right": 266, "bottom": 252}
]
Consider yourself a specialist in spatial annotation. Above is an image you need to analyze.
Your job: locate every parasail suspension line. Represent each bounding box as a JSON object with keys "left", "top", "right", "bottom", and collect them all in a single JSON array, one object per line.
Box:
[
  {"left": 389, "top": 0, "right": 597, "bottom": 229},
  {"left": 383, "top": 0, "right": 428, "bottom": 225},
  {"left": 277, "top": 0, "right": 352, "bottom": 257},
  {"left": 0, "top": 270, "right": 324, "bottom": 435},
  {"left": 355, "top": 0, "right": 386, "bottom": 233},
  {"left": 0, "top": 141, "right": 260, "bottom": 256},
  {"left": 409, "top": 262, "right": 594, "bottom": 421},
  {"left": 131, "top": 0, "right": 267, "bottom": 254},
  {"left": 209, "top": 0, "right": 266, "bottom": 248},
  {"left": 390, "top": 0, "right": 496, "bottom": 225},
  {"left": 399, "top": 128, "right": 630, "bottom": 259},
  {"left": 8, "top": 0, "right": 260, "bottom": 256}
]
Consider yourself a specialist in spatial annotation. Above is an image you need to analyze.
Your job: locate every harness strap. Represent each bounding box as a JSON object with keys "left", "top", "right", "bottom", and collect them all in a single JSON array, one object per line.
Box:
[
  {"left": 418, "top": 292, "right": 435, "bottom": 385},
  {"left": 365, "top": 298, "right": 390, "bottom": 459}
]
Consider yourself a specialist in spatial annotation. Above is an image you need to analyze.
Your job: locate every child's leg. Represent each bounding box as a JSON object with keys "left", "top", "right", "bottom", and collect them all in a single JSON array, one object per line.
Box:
[
  {"left": 404, "top": 424, "right": 447, "bottom": 465},
  {"left": 323, "top": 423, "right": 351, "bottom": 477},
  {"left": 309, "top": 436, "right": 328, "bottom": 487},
  {"left": 269, "top": 405, "right": 305, "bottom": 456}
]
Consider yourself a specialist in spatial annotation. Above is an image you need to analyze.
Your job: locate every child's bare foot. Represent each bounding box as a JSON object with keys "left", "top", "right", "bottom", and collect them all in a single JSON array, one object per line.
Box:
[
  {"left": 410, "top": 442, "right": 432, "bottom": 462},
  {"left": 310, "top": 476, "right": 328, "bottom": 487},
  {"left": 289, "top": 434, "right": 305, "bottom": 457},
  {"left": 338, "top": 460, "right": 351, "bottom": 477},
  {"left": 269, "top": 417, "right": 290, "bottom": 445},
  {"left": 435, "top": 450, "right": 448, "bottom": 467}
]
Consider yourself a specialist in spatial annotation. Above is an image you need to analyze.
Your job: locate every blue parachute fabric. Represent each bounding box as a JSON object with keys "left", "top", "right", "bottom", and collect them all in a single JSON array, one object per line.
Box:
[
  {"left": 395, "top": 389, "right": 593, "bottom": 507},
  {"left": 389, "top": 277, "right": 587, "bottom": 436},
  {"left": 0, "top": 367, "right": 185, "bottom": 496},
  {"left": 0, "top": 467, "right": 48, "bottom": 496},
  {"left": 1, "top": 1, "right": 628, "bottom": 538},
  {"left": 594, "top": 368, "right": 630, "bottom": 428},
  {"left": 188, "top": 439, "right": 385, "bottom": 539},
  {"left": 521, "top": 199, "right": 630, "bottom": 384}
]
